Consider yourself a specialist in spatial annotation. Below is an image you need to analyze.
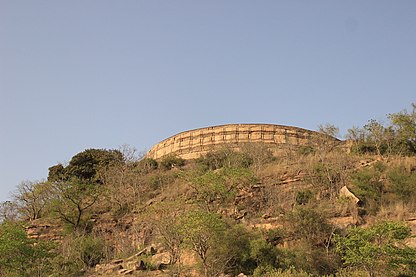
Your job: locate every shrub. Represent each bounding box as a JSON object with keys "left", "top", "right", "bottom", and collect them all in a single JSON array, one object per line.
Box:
[
  {"left": 160, "top": 154, "right": 185, "bottom": 170},
  {"left": 387, "top": 166, "right": 416, "bottom": 204},
  {"left": 51, "top": 234, "right": 109, "bottom": 276},
  {"left": 335, "top": 221, "right": 416, "bottom": 277},
  {"left": 0, "top": 221, "right": 55, "bottom": 277},
  {"left": 286, "top": 206, "right": 333, "bottom": 246},
  {"left": 136, "top": 158, "right": 158, "bottom": 173},
  {"left": 350, "top": 162, "right": 386, "bottom": 214},
  {"left": 196, "top": 148, "right": 252, "bottom": 171},
  {"left": 295, "top": 190, "right": 313, "bottom": 205}
]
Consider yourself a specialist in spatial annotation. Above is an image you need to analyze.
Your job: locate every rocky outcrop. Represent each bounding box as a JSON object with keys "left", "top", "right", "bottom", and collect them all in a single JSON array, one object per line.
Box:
[
  {"left": 93, "top": 245, "right": 177, "bottom": 276},
  {"left": 146, "top": 124, "right": 340, "bottom": 160},
  {"left": 25, "top": 219, "right": 63, "bottom": 242}
]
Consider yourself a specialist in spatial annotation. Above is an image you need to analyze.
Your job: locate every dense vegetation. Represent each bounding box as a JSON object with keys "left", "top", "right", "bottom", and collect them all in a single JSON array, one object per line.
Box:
[{"left": 0, "top": 105, "right": 415, "bottom": 277}]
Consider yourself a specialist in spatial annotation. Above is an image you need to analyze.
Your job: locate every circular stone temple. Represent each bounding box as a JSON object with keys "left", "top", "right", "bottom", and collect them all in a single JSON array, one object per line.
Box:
[{"left": 146, "top": 123, "right": 340, "bottom": 160}]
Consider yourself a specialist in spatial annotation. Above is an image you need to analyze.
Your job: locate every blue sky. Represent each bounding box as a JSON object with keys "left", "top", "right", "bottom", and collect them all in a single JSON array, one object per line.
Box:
[{"left": 0, "top": 1, "right": 415, "bottom": 201}]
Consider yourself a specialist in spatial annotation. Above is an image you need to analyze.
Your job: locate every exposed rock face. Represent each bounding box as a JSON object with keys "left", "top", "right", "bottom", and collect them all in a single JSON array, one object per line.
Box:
[
  {"left": 25, "top": 219, "right": 63, "bottom": 242},
  {"left": 339, "top": 186, "right": 360, "bottom": 205},
  {"left": 146, "top": 124, "right": 340, "bottom": 160}
]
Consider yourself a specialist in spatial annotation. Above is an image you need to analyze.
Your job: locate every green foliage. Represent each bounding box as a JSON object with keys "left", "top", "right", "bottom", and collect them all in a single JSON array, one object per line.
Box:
[
  {"left": 311, "top": 162, "right": 344, "bottom": 200},
  {"left": 388, "top": 104, "right": 416, "bottom": 155},
  {"left": 179, "top": 210, "right": 252, "bottom": 277},
  {"left": 350, "top": 162, "right": 386, "bottom": 214},
  {"left": 295, "top": 190, "right": 313, "bottom": 205},
  {"left": 0, "top": 221, "right": 55, "bottom": 277},
  {"left": 387, "top": 166, "right": 416, "bottom": 203},
  {"left": 160, "top": 154, "right": 185, "bottom": 170},
  {"left": 48, "top": 164, "right": 66, "bottom": 182},
  {"left": 76, "top": 235, "right": 108, "bottom": 267},
  {"left": 253, "top": 266, "right": 313, "bottom": 277},
  {"left": 335, "top": 221, "right": 416, "bottom": 277},
  {"left": 187, "top": 167, "right": 256, "bottom": 211},
  {"left": 136, "top": 158, "right": 158, "bottom": 173},
  {"left": 363, "top": 119, "right": 388, "bottom": 156},
  {"left": 264, "top": 228, "right": 286, "bottom": 246},
  {"left": 249, "top": 238, "right": 281, "bottom": 270},
  {"left": 347, "top": 104, "right": 416, "bottom": 156},
  {"left": 287, "top": 206, "right": 333, "bottom": 246},
  {"left": 179, "top": 210, "right": 227, "bottom": 276},
  {"left": 313, "top": 163, "right": 341, "bottom": 187},
  {"left": 50, "top": 180, "right": 100, "bottom": 231},
  {"left": 196, "top": 148, "right": 253, "bottom": 171},
  {"left": 51, "top": 234, "right": 109, "bottom": 276},
  {"left": 48, "top": 148, "right": 123, "bottom": 183},
  {"left": 297, "top": 146, "right": 315, "bottom": 156}
]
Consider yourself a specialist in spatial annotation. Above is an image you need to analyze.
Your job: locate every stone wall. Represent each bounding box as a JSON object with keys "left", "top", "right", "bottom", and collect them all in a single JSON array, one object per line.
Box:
[{"left": 146, "top": 124, "right": 340, "bottom": 160}]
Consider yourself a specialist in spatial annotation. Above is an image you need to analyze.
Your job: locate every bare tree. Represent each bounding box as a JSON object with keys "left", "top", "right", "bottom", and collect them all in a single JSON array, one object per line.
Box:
[
  {"left": 0, "top": 201, "right": 19, "bottom": 222},
  {"left": 364, "top": 119, "right": 386, "bottom": 156},
  {"left": 13, "top": 181, "right": 51, "bottom": 220}
]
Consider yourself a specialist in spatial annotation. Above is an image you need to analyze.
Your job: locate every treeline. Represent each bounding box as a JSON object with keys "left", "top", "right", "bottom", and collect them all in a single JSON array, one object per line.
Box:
[{"left": 346, "top": 103, "right": 416, "bottom": 156}]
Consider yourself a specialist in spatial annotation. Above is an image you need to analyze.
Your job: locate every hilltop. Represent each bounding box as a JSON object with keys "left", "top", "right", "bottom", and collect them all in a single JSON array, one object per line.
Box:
[{"left": 1, "top": 105, "right": 416, "bottom": 277}]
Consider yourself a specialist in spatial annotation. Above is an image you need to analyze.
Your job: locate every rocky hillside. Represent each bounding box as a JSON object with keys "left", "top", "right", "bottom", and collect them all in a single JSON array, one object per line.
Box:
[{"left": 1, "top": 106, "right": 416, "bottom": 277}]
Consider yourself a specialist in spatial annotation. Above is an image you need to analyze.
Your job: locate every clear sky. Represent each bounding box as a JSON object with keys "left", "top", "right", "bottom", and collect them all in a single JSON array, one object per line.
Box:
[{"left": 0, "top": 1, "right": 415, "bottom": 202}]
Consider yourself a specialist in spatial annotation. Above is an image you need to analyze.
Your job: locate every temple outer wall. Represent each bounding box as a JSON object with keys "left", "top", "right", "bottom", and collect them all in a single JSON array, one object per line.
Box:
[{"left": 146, "top": 124, "right": 340, "bottom": 160}]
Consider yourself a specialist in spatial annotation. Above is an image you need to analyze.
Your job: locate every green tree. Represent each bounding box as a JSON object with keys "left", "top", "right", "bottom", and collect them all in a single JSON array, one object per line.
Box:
[
  {"left": 179, "top": 210, "right": 251, "bottom": 277},
  {"left": 147, "top": 202, "right": 184, "bottom": 265},
  {"left": 335, "top": 221, "right": 416, "bottom": 277},
  {"left": 160, "top": 154, "right": 185, "bottom": 170},
  {"left": 249, "top": 238, "right": 281, "bottom": 272},
  {"left": 186, "top": 167, "right": 256, "bottom": 211},
  {"left": 51, "top": 180, "right": 100, "bottom": 231},
  {"left": 388, "top": 103, "right": 416, "bottom": 155},
  {"left": 0, "top": 221, "right": 54, "bottom": 276},
  {"left": 364, "top": 119, "right": 386, "bottom": 156},
  {"left": 179, "top": 210, "right": 227, "bottom": 276},
  {"left": 48, "top": 149, "right": 123, "bottom": 183},
  {"left": 287, "top": 206, "right": 333, "bottom": 247}
]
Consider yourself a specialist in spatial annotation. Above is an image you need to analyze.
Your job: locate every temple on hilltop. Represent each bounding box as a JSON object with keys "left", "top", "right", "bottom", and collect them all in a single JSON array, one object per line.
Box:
[{"left": 146, "top": 123, "right": 341, "bottom": 160}]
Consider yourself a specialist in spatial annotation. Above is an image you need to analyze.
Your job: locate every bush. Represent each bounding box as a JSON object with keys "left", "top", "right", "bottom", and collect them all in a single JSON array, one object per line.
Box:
[
  {"left": 335, "top": 221, "right": 416, "bottom": 277},
  {"left": 253, "top": 265, "right": 313, "bottom": 277},
  {"left": 76, "top": 235, "right": 108, "bottom": 267},
  {"left": 387, "top": 166, "right": 416, "bottom": 204},
  {"left": 250, "top": 238, "right": 281, "bottom": 270},
  {"left": 51, "top": 234, "right": 109, "bottom": 276},
  {"left": 160, "top": 154, "right": 185, "bottom": 170},
  {"left": 186, "top": 167, "right": 256, "bottom": 211},
  {"left": 196, "top": 148, "right": 252, "bottom": 170},
  {"left": 295, "top": 190, "right": 313, "bottom": 205},
  {"left": 0, "top": 221, "right": 55, "bottom": 277},
  {"left": 136, "top": 158, "right": 158, "bottom": 173},
  {"left": 286, "top": 206, "right": 333, "bottom": 246},
  {"left": 350, "top": 162, "right": 386, "bottom": 214}
]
